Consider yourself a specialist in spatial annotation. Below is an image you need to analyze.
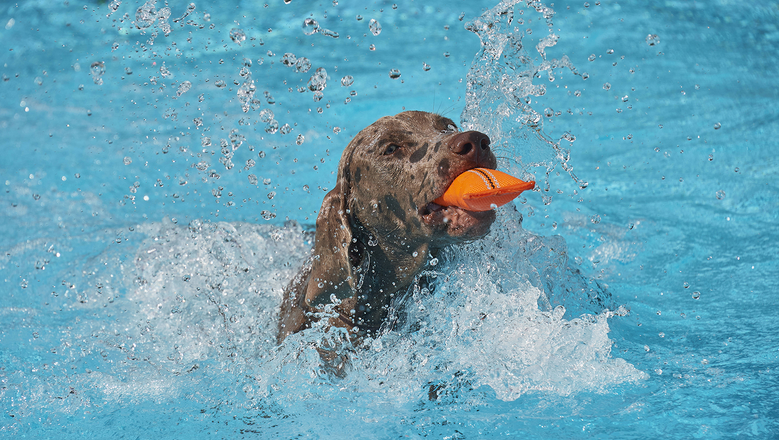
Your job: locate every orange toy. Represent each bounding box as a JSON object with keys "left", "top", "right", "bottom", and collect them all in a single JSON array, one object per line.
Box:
[{"left": 433, "top": 168, "right": 535, "bottom": 211}]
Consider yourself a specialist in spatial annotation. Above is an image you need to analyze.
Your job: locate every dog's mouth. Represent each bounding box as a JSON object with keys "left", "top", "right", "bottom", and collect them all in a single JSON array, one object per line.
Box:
[
  {"left": 420, "top": 200, "right": 495, "bottom": 239},
  {"left": 419, "top": 168, "right": 496, "bottom": 238}
]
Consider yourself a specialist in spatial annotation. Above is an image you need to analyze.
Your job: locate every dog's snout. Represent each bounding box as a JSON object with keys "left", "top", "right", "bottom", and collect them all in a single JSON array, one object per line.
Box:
[{"left": 450, "top": 131, "right": 490, "bottom": 160}]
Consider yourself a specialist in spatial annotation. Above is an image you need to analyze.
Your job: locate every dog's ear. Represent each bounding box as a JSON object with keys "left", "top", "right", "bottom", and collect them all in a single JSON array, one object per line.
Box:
[{"left": 304, "top": 180, "right": 361, "bottom": 308}]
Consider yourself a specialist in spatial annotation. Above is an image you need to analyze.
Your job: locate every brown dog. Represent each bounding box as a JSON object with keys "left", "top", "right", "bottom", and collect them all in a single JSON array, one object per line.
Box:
[{"left": 277, "top": 111, "right": 497, "bottom": 343}]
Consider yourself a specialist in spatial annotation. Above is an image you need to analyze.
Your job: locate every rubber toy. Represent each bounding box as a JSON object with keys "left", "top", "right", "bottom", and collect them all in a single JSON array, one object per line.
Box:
[{"left": 433, "top": 168, "right": 535, "bottom": 211}]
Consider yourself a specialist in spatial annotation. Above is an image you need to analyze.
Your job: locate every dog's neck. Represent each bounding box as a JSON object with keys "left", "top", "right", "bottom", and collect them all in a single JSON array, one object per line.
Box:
[{"left": 334, "top": 231, "right": 428, "bottom": 331}]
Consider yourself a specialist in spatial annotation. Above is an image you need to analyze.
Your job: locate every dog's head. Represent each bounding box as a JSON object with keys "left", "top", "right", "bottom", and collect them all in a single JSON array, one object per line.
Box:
[{"left": 304, "top": 111, "right": 497, "bottom": 308}]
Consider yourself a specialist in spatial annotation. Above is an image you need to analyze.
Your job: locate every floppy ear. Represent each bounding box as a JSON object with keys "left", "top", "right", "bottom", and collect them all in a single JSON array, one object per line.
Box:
[{"left": 304, "top": 180, "right": 361, "bottom": 308}]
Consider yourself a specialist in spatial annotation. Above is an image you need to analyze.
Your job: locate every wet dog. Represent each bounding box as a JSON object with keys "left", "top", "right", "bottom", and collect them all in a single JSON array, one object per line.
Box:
[{"left": 277, "top": 111, "right": 497, "bottom": 343}]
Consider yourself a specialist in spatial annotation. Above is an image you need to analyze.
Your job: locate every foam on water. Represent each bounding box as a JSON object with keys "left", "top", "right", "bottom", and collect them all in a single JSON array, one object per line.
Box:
[{"left": 1, "top": 212, "right": 644, "bottom": 430}]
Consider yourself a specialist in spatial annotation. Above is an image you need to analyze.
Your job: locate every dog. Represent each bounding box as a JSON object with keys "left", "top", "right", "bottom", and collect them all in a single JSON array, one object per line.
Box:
[{"left": 277, "top": 111, "right": 497, "bottom": 343}]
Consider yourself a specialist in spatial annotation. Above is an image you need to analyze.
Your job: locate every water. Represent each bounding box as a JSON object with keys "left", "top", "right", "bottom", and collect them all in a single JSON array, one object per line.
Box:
[{"left": 1, "top": 0, "right": 778, "bottom": 438}]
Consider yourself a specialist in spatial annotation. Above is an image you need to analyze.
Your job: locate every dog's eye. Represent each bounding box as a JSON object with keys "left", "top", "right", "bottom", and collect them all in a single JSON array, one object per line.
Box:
[{"left": 382, "top": 144, "right": 400, "bottom": 155}]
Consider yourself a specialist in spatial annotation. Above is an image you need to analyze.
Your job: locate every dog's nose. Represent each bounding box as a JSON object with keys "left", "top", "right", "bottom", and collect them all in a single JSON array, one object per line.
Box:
[{"left": 450, "top": 131, "right": 490, "bottom": 161}]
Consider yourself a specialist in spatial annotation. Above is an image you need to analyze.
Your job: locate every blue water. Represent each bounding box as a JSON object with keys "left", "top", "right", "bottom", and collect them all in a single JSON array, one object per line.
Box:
[{"left": 1, "top": 0, "right": 777, "bottom": 438}]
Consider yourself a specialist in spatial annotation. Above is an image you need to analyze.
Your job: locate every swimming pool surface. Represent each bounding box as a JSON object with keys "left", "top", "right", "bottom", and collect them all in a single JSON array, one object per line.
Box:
[{"left": 1, "top": 0, "right": 777, "bottom": 438}]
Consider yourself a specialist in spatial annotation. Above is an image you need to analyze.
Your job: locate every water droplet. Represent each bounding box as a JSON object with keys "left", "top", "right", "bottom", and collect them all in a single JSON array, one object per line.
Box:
[
  {"left": 319, "top": 28, "right": 339, "bottom": 38},
  {"left": 574, "top": 90, "right": 582, "bottom": 97},
  {"left": 389, "top": 69, "right": 401, "bottom": 79},
  {"left": 261, "top": 210, "right": 276, "bottom": 220},
  {"left": 645, "top": 34, "right": 660, "bottom": 46},
  {"left": 423, "top": 63, "right": 431, "bottom": 71},
  {"left": 590, "top": 215, "right": 601, "bottom": 224},
  {"left": 369, "top": 44, "right": 376, "bottom": 51},
  {"left": 606, "top": 49, "right": 614, "bottom": 54},
  {"left": 108, "top": 0, "right": 121, "bottom": 14},
  {"left": 295, "top": 57, "right": 311, "bottom": 73},
  {"left": 259, "top": 108, "right": 274, "bottom": 122},
  {"left": 230, "top": 28, "right": 246, "bottom": 45},
  {"left": 296, "top": 134, "right": 305, "bottom": 145},
  {"left": 176, "top": 81, "right": 191, "bottom": 97},
  {"left": 90, "top": 61, "right": 105, "bottom": 85},
  {"left": 135, "top": 2, "right": 156, "bottom": 29},
  {"left": 369, "top": 19, "right": 382, "bottom": 36},
  {"left": 123, "top": 157, "right": 132, "bottom": 165},
  {"left": 588, "top": 54, "right": 596, "bottom": 62},
  {"left": 683, "top": 281, "right": 690, "bottom": 289},
  {"left": 307, "top": 67, "right": 328, "bottom": 91},
  {"left": 713, "top": 122, "right": 721, "bottom": 130},
  {"left": 691, "top": 291, "right": 701, "bottom": 300},
  {"left": 622, "top": 95, "right": 629, "bottom": 102},
  {"left": 302, "top": 18, "right": 319, "bottom": 35},
  {"left": 716, "top": 190, "right": 725, "bottom": 200},
  {"left": 281, "top": 53, "right": 297, "bottom": 66},
  {"left": 160, "top": 61, "right": 172, "bottom": 78},
  {"left": 215, "top": 80, "right": 226, "bottom": 88},
  {"left": 341, "top": 75, "right": 354, "bottom": 86},
  {"left": 265, "top": 120, "right": 279, "bottom": 134},
  {"left": 602, "top": 82, "right": 611, "bottom": 90},
  {"left": 248, "top": 174, "right": 258, "bottom": 184},
  {"left": 356, "top": 15, "right": 363, "bottom": 21},
  {"left": 544, "top": 107, "right": 554, "bottom": 117}
]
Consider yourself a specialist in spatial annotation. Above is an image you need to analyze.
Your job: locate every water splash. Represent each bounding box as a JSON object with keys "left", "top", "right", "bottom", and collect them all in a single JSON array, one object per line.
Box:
[
  {"left": 460, "top": 0, "right": 589, "bottom": 198},
  {"left": 261, "top": 209, "right": 646, "bottom": 404}
]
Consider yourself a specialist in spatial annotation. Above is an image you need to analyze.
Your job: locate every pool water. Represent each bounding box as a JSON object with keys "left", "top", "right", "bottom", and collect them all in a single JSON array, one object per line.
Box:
[{"left": 1, "top": 0, "right": 777, "bottom": 438}]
